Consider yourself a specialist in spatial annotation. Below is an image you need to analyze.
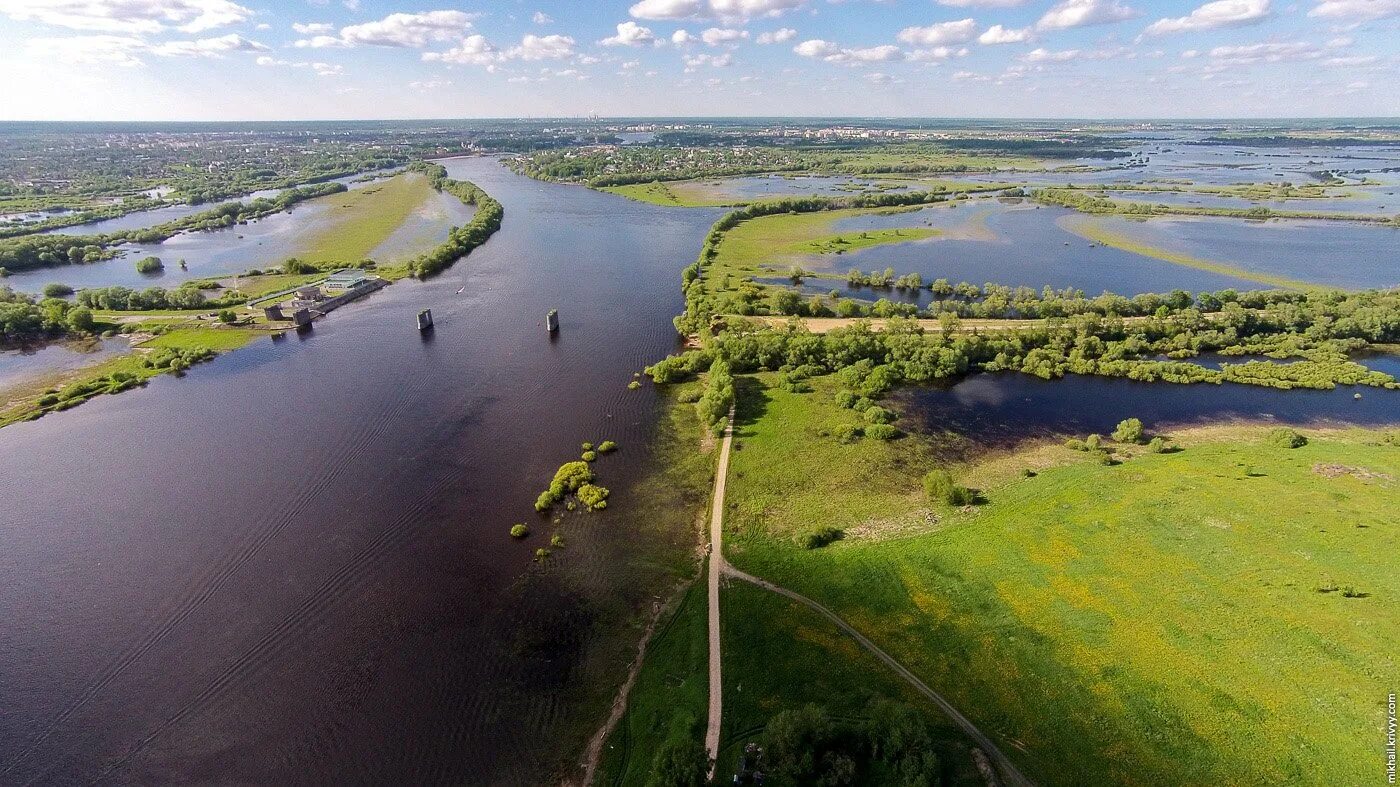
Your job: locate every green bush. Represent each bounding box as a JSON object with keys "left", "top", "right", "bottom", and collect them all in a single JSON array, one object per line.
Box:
[
  {"left": 135, "top": 256, "right": 164, "bottom": 273},
  {"left": 1085, "top": 434, "right": 1103, "bottom": 451},
  {"left": 923, "top": 469, "right": 974, "bottom": 505},
  {"left": 1269, "top": 427, "right": 1307, "bottom": 449},
  {"left": 510, "top": 523, "right": 529, "bottom": 538},
  {"left": 217, "top": 309, "right": 237, "bottom": 323},
  {"left": 862, "top": 405, "right": 895, "bottom": 424},
  {"left": 43, "top": 283, "right": 73, "bottom": 298},
  {"left": 577, "top": 483, "right": 610, "bottom": 511},
  {"left": 833, "top": 423, "right": 862, "bottom": 443},
  {"left": 1113, "top": 417, "right": 1145, "bottom": 444},
  {"left": 864, "top": 423, "right": 898, "bottom": 440},
  {"left": 581, "top": 441, "right": 594, "bottom": 451},
  {"left": 1148, "top": 436, "right": 1169, "bottom": 453},
  {"left": 582, "top": 450, "right": 597, "bottom": 462},
  {"left": 597, "top": 440, "right": 618, "bottom": 453}
]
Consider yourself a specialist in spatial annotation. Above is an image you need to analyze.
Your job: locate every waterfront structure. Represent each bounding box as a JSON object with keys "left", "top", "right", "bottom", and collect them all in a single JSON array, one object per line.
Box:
[{"left": 324, "top": 269, "right": 371, "bottom": 292}]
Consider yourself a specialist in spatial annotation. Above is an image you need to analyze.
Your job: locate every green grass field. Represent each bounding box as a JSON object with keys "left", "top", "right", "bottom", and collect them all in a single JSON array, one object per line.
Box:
[
  {"left": 720, "top": 372, "right": 1400, "bottom": 784},
  {"left": 295, "top": 172, "right": 435, "bottom": 263},
  {"left": 600, "top": 180, "right": 742, "bottom": 208}
]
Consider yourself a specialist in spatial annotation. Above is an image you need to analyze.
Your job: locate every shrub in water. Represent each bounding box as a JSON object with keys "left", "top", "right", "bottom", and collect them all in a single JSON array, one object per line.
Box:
[
  {"left": 582, "top": 450, "right": 597, "bottom": 462},
  {"left": 598, "top": 440, "right": 618, "bottom": 453},
  {"left": 577, "top": 484, "right": 610, "bottom": 511},
  {"left": 510, "top": 523, "right": 529, "bottom": 539}
]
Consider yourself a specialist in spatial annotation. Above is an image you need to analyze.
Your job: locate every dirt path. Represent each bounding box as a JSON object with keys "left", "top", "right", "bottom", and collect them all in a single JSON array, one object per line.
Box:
[
  {"left": 721, "top": 564, "right": 1033, "bottom": 787},
  {"left": 704, "top": 406, "right": 1032, "bottom": 786},
  {"left": 703, "top": 406, "right": 736, "bottom": 779}
]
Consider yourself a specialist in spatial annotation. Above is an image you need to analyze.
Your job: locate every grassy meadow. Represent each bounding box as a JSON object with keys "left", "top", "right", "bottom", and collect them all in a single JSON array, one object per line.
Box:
[
  {"left": 295, "top": 172, "right": 436, "bottom": 263},
  {"left": 720, "top": 372, "right": 1400, "bottom": 784}
]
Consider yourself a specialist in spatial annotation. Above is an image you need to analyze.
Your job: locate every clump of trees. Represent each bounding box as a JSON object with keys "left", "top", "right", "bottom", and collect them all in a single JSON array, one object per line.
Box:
[
  {"left": 77, "top": 284, "right": 239, "bottom": 311},
  {"left": 0, "top": 285, "right": 96, "bottom": 344},
  {"left": 134, "top": 256, "right": 163, "bottom": 274},
  {"left": 404, "top": 162, "right": 504, "bottom": 278},
  {"left": 695, "top": 359, "right": 735, "bottom": 434},
  {"left": 535, "top": 460, "right": 595, "bottom": 511},
  {"left": 754, "top": 701, "right": 944, "bottom": 786}
]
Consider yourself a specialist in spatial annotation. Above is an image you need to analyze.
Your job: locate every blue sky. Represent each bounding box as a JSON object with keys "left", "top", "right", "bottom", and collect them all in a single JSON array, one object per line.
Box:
[{"left": 0, "top": 0, "right": 1396, "bottom": 120}]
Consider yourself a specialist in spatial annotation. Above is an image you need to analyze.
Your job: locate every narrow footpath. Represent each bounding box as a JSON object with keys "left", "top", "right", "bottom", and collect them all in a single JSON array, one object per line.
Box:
[
  {"left": 703, "top": 407, "right": 735, "bottom": 779},
  {"left": 702, "top": 405, "right": 1033, "bottom": 787}
]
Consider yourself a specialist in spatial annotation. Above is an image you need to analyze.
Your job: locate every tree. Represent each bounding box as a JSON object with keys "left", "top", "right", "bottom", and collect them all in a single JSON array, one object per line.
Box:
[
  {"left": 923, "top": 469, "right": 973, "bottom": 505},
  {"left": 762, "top": 704, "right": 838, "bottom": 782},
  {"left": 647, "top": 736, "right": 708, "bottom": 787},
  {"left": 1112, "top": 417, "right": 1145, "bottom": 444},
  {"left": 65, "top": 306, "right": 94, "bottom": 333},
  {"left": 135, "top": 256, "right": 164, "bottom": 273},
  {"left": 217, "top": 309, "right": 237, "bottom": 323}
]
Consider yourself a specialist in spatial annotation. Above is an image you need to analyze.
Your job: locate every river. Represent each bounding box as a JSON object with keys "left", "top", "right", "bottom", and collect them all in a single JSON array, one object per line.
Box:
[{"left": 0, "top": 157, "right": 723, "bottom": 783}]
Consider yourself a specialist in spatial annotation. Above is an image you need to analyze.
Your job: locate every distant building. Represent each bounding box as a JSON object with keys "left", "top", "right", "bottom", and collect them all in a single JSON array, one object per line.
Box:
[
  {"left": 293, "top": 284, "right": 322, "bottom": 301},
  {"left": 323, "top": 269, "right": 371, "bottom": 292}
]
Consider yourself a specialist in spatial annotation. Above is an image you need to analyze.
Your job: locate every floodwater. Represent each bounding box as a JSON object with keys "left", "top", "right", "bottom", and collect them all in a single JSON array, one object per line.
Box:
[
  {"left": 900, "top": 356, "right": 1400, "bottom": 453},
  {"left": 0, "top": 157, "right": 723, "bottom": 784},
  {"left": 791, "top": 201, "right": 1260, "bottom": 296},
  {"left": 0, "top": 337, "right": 130, "bottom": 392},
  {"left": 5, "top": 178, "right": 474, "bottom": 293},
  {"left": 1088, "top": 215, "right": 1400, "bottom": 291}
]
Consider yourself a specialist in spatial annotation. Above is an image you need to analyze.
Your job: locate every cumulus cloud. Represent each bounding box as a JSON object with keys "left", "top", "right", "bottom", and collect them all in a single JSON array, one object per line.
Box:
[
  {"left": 630, "top": 0, "right": 806, "bottom": 20},
  {"left": 671, "top": 28, "right": 697, "bottom": 44},
  {"left": 422, "top": 33, "right": 499, "bottom": 65},
  {"left": 292, "top": 21, "right": 333, "bottom": 34},
  {"left": 683, "top": 51, "right": 733, "bottom": 69},
  {"left": 298, "top": 10, "right": 477, "bottom": 49},
  {"left": 794, "top": 38, "right": 901, "bottom": 65},
  {"left": 508, "top": 33, "right": 575, "bottom": 60},
  {"left": 906, "top": 45, "right": 970, "bottom": 61},
  {"left": 1142, "top": 0, "right": 1270, "bottom": 36},
  {"left": 1206, "top": 40, "right": 1325, "bottom": 63},
  {"left": 1036, "top": 0, "right": 1139, "bottom": 30},
  {"left": 0, "top": 0, "right": 253, "bottom": 33},
  {"left": 755, "top": 27, "right": 795, "bottom": 44},
  {"left": 978, "top": 24, "right": 1032, "bottom": 43},
  {"left": 896, "top": 18, "right": 978, "bottom": 47},
  {"left": 531, "top": 11, "right": 552, "bottom": 24},
  {"left": 600, "top": 21, "right": 655, "bottom": 46},
  {"left": 701, "top": 26, "right": 748, "bottom": 45},
  {"left": 1308, "top": 0, "right": 1400, "bottom": 20}
]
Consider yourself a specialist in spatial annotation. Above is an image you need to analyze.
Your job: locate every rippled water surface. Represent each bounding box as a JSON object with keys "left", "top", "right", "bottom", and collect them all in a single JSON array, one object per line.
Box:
[{"left": 0, "top": 157, "right": 722, "bottom": 783}]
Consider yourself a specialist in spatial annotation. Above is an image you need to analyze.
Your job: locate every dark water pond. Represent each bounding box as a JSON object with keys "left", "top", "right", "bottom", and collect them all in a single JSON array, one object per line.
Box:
[
  {"left": 901, "top": 363, "right": 1400, "bottom": 451},
  {"left": 0, "top": 157, "right": 723, "bottom": 783}
]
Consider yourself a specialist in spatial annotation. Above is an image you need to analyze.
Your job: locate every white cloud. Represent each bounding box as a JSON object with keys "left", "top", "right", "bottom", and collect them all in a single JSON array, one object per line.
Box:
[
  {"left": 0, "top": 0, "right": 252, "bottom": 33},
  {"left": 907, "top": 45, "right": 969, "bottom": 61},
  {"left": 301, "top": 10, "right": 477, "bottom": 49},
  {"left": 311, "top": 61, "right": 342, "bottom": 76},
  {"left": 701, "top": 26, "right": 748, "bottom": 45},
  {"left": 978, "top": 24, "right": 1032, "bottom": 43},
  {"left": 897, "top": 18, "right": 978, "bottom": 46},
  {"left": 629, "top": 0, "right": 807, "bottom": 20},
  {"left": 409, "top": 78, "right": 451, "bottom": 90},
  {"left": 936, "top": 0, "right": 1027, "bottom": 6},
  {"left": 671, "top": 28, "right": 697, "bottom": 44},
  {"left": 531, "top": 11, "right": 553, "bottom": 24},
  {"left": 683, "top": 51, "right": 733, "bottom": 69},
  {"left": 292, "top": 21, "right": 333, "bottom": 34},
  {"left": 1142, "top": 0, "right": 1270, "bottom": 36},
  {"left": 507, "top": 33, "right": 576, "bottom": 60},
  {"left": 755, "top": 27, "right": 795, "bottom": 44},
  {"left": 1021, "top": 47, "right": 1081, "bottom": 62},
  {"left": 1206, "top": 41, "right": 1325, "bottom": 63},
  {"left": 1308, "top": 0, "right": 1400, "bottom": 20},
  {"left": 1324, "top": 54, "right": 1379, "bottom": 65},
  {"left": 600, "top": 20, "right": 655, "bottom": 46},
  {"left": 149, "top": 32, "right": 267, "bottom": 56},
  {"left": 422, "top": 33, "right": 499, "bottom": 65},
  {"left": 865, "top": 71, "right": 901, "bottom": 84},
  {"left": 629, "top": 0, "right": 703, "bottom": 18},
  {"left": 793, "top": 38, "right": 900, "bottom": 64},
  {"left": 1036, "top": 0, "right": 1139, "bottom": 30}
]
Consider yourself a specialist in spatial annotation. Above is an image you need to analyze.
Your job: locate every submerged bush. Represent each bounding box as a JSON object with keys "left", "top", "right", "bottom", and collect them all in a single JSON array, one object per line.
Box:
[
  {"left": 510, "top": 523, "right": 529, "bottom": 538},
  {"left": 577, "top": 484, "right": 610, "bottom": 511},
  {"left": 582, "top": 450, "right": 597, "bottom": 462},
  {"left": 597, "top": 440, "right": 618, "bottom": 453}
]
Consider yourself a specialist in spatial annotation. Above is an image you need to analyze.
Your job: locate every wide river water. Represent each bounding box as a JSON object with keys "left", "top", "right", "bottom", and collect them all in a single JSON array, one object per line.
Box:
[
  {"left": 2, "top": 152, "right": 1397, "bottom": 783},
  {"left": 0, "top": 157, "right": 722, "bottom": 783}
]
